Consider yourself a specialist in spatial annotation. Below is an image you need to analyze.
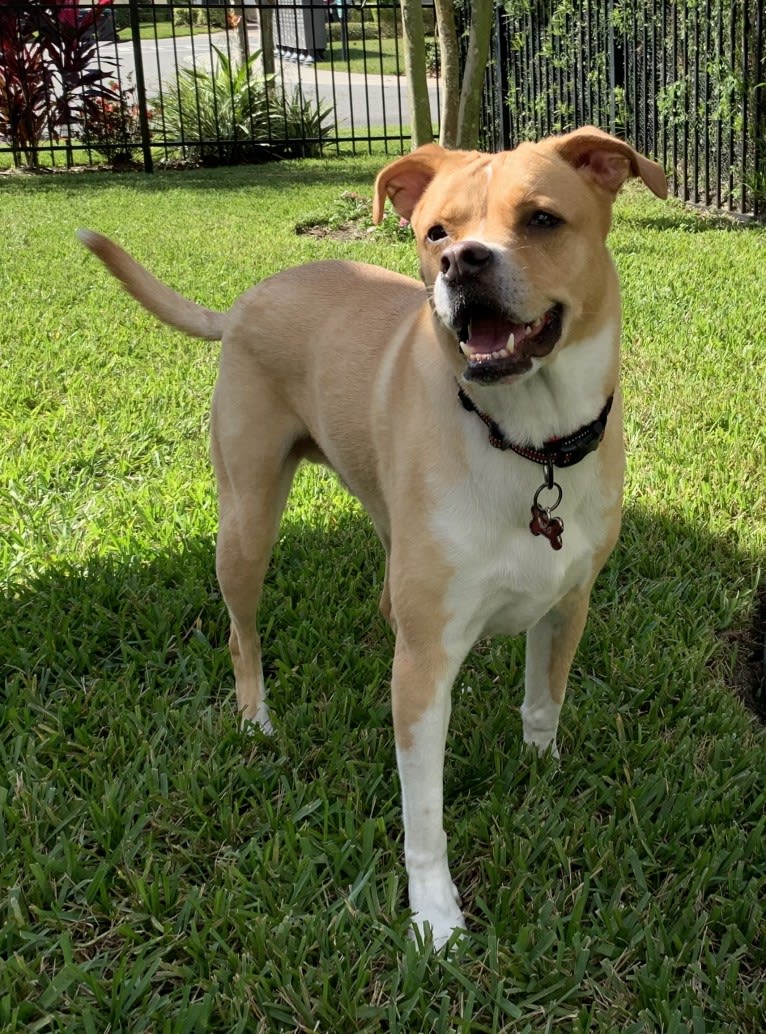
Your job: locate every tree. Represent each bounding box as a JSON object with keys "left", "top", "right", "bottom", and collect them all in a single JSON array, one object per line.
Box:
[
  {"left": 452, "top": 0, "right": 494, "bottom": 149},
  {"left": 399, "top": 0, "right": 495, "bottom": 151},
  {"left": 433, "top": 0, "right": 459, "bottom": 146},
  {"left": 400, "top": 0, "right": 434, "bottom": 146}
]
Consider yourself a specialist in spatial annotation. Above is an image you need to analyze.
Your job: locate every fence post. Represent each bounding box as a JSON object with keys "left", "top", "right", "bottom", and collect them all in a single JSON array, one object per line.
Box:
[
  {"left": 607, "top": 0, "right": 616, "bottom": 134},
  {"left": 128, "top": 0, "right": 153, "bottom": 173},
  {"left": 755, "top": 0, "right": 765, "bottom": 219},
  {"left": 494, "top": 3, "right": 511, "bottom": 150}
]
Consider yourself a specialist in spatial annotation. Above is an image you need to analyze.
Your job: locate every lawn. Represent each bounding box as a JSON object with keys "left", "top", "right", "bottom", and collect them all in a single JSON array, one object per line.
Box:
[
  {"left": 117, "top": 19, "right": 214, "bottom": 42},
  {"left": 318, "top": 35, "right": 407, "bottom": 77},
  {"left": 1, "top": 157, "right": 764, "bottom": 1032}
]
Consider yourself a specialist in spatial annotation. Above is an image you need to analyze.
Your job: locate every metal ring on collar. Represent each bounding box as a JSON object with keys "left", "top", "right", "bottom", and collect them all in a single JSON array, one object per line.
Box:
[{"left": 533, "top": 479, "right": 563, "bottom": 512}]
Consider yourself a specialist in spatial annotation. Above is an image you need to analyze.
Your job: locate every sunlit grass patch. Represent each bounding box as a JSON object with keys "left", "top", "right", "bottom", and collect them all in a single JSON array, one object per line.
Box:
[{"left": 1, "top": 161, "right": 764, "bottom": 1032}]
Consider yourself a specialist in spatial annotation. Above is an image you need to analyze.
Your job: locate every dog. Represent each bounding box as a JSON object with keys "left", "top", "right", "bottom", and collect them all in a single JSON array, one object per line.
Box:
[{"left": 78, "top": 127, "right": 666, "bottom": 947}]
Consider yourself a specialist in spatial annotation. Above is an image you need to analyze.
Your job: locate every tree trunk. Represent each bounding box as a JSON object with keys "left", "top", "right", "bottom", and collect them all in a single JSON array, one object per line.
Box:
[
  {"left": 433, "top": 0, "right": 460, "bottom": 148},
  {"left": 260, "top": 2, "right": 275, "bottom": 80},
  {"left": 234, "top": 2, "right": 249, "bottom": 65},
  {"left": 399, "top": 0, "right": 433, "bottom": 147},
  {"left": 456, "top": 0, "right": 494, "bottom": 150}
]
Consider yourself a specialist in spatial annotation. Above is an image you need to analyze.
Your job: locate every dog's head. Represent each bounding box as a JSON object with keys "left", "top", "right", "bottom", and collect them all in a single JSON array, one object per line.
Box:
[{"left": 373, "top": 128, "right": 666, "bottom": 386}]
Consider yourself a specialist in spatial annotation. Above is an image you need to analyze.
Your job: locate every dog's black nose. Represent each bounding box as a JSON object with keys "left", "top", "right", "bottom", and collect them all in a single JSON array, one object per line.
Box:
[{"left": 440, "top": 241, "right": 492, "bottom": 283}]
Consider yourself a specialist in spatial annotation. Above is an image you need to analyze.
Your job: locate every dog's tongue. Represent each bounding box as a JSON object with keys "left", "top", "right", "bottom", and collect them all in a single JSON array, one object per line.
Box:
[{"left": 467, "top": 316, "right": 519, "bottom": 354}]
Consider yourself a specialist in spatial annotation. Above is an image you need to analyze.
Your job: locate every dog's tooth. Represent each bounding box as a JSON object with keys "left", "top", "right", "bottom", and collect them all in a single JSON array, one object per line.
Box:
[{"left": 459, "top": 341, "right": 471, "bottom": 357}]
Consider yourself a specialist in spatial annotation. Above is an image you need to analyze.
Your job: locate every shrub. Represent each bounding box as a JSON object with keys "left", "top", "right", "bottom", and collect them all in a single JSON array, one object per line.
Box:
[
  {"left": 112, "top": 4, "right": 171, "bottom": 31},
  {"left": 82, "top": 81, "right": 148, "bottom": 164},
  {"left": 172, "top": 4, "right": 227, "bottom": 30},
  {"left": 0, "top": 0, "right": 118, "bottom": 167},
  {"left": 154, "top": 46, "right": 332, "bottom": 163},
  {"left": 271, "top": 84, "right": 334, "bottom": 159}
]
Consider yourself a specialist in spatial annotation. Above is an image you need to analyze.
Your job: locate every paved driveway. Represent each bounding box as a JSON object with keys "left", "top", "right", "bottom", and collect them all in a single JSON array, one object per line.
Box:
[{"left": 111, "top": 28, "right": 441, "bottom": 134}]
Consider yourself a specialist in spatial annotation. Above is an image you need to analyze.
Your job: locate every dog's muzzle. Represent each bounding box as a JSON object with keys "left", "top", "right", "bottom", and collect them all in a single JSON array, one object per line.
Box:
[
  {"left": 435, "top": 241, "right": 563, "bottom": 384},
  {"left": 457, "top": 302, "right": 564, "bottom": 383}
]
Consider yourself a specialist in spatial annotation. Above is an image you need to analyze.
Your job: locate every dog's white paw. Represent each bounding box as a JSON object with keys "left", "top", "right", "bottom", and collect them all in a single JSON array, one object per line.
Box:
[
  {"left": 242, "top": 702, "right": 274, "bottom": 736},
  {"left": 409, "top": 880, "right": 466, "bottom": 950},
  {"left": 410, "top": 913, "right": 467, "bottom": 951},
  {"left": 520, "top": 703, "right": 561, "bottom": 759},
  {"left": 522, "top": 730, "right": 560, "bottom": 759}
]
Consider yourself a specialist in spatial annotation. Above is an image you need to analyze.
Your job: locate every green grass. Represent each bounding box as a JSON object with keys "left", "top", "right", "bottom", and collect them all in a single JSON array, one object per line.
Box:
[
  {"left": 1, "top": 159, "right": 764, "bottom": 1032},
  {"left": 118, "top": 20, "right": 225, "bottom": 42},
  {"left": 318, "top": 35, "right": 406, "bottom": 77}
]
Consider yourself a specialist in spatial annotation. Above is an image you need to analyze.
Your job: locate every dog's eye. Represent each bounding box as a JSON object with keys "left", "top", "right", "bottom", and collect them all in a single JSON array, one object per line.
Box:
[
  {"left": 426, "top": 224, "right": 448, "bottom": 242},
  {"left": 528, "top": 210, "right": 563, "bottom": 230}
]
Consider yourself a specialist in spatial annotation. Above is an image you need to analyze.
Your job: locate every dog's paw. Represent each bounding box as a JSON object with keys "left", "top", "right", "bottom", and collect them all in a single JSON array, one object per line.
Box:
[
  {"left": 410, "top": 907, "right": 467, "bottom": 952},
  {"left": 520, "top": 703, "right": 561, "bottom": 759},
  {"left": 522, "top": 730, "right": 560, "bottom": 759},
  {"left": 408, "top": 880, "right": 466, "bottom": 951},
  {"left": 242, "top": 702, "right": 274, "bottom": 736}
]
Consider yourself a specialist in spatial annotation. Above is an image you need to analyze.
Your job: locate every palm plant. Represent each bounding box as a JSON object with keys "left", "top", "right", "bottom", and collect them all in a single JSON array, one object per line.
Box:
[{"left": 155, "top": 47, "right": 332, "bottom": 164}]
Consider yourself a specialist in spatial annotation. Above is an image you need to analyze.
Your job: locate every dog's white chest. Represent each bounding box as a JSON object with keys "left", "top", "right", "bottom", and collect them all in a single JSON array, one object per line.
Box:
[
  {"left": 472, "top": 528, "right": 588, "bottom": 635},
  {"left": 431, "top": 463, "right": 601, "bottom": 645}
]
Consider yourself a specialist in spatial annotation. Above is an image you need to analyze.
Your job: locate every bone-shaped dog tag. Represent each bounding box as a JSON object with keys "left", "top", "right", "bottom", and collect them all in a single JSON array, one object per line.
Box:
[{"left": 529, "top": 504, "right": 564, "bottom": 550}]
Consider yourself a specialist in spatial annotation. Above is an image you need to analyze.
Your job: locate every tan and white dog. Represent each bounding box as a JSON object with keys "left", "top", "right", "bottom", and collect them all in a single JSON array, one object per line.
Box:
[{"left": 79, "top": 128, "right": 666, "bottom": 947}]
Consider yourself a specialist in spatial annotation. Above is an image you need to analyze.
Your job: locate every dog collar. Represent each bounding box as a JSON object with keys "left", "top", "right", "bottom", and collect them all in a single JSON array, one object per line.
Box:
[
  {"left": 457, "top": 386, "right": 613, "bottom": 467},
  {"left": 457, "top": 385, "right": 614, "bottom": 550}
]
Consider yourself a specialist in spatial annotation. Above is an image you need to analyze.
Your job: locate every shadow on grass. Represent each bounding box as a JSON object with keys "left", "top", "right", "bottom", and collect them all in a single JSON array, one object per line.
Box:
[
  {"left": 0, "top": 159, "right": 387, "bottom": 197},
  {"left": 3, "top": 500, "right": 763, "bottom": 727},
  {"left": 3, "top": 484, "right": 764, "bottom": 1033}
]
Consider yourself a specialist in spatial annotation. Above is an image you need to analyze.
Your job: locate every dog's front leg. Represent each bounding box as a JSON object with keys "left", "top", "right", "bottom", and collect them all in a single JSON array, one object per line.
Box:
[
  {"left": 521, "top": 586, "right": 592, "bottom": 756},
  {"left": 392, "top": 642, "right": 466, "bottom": 947}
]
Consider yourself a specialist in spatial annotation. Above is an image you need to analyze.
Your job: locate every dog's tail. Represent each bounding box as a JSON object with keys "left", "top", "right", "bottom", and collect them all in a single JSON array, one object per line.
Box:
[{"left": 77, "top": 229, "right": 225, "bottom": 341}]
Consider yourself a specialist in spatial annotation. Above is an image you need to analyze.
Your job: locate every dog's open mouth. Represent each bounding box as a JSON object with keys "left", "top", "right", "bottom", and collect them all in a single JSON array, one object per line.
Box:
[{"left": 458, "top": 303, "right": 563, "bottom": 384}]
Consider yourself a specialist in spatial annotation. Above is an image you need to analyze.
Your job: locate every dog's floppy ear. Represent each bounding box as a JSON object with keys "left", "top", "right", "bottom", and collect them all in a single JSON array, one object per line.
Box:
[
  {"left": 553, "top": 126, "right": 668, "bottom": 199},
  {"left": 373, "top": 143, "right": 451, "bottom": 223}
]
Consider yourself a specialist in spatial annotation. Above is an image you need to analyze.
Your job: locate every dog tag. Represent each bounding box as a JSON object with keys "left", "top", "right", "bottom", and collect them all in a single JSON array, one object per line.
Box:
[{"left": 529, "top": 504, "right": 564, "bottom": 550}]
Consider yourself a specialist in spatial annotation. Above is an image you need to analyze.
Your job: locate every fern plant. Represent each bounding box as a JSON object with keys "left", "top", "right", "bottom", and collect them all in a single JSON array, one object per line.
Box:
[{"left": 155, "top": 47, "right": 332, "bottom": 164}]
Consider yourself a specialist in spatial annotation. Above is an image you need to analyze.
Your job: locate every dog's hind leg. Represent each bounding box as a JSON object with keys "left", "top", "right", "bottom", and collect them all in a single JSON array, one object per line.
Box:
[{"left": 211, "top": 377, "right": 302, "bottom": 732}]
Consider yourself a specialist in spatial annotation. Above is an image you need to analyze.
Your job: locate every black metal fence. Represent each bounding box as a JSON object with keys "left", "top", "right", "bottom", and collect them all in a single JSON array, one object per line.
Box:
[
  {"left": 0, "top": 0, "right": 434, "bottom": 170},
  {"left": 488, "top": 0, "right": 765, "bottom": 219},
  {"left": 2, "top": 1, "right": 765, "bottom": 219}
]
